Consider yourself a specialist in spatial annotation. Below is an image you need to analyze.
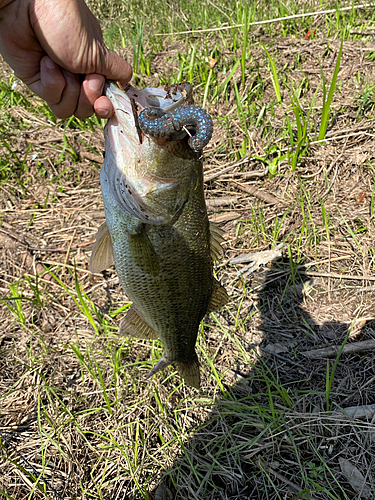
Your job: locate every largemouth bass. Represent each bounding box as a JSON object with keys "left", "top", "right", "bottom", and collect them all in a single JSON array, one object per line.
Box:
[{"left": 90, "top": 81, "right": 228, "bottom": 388}]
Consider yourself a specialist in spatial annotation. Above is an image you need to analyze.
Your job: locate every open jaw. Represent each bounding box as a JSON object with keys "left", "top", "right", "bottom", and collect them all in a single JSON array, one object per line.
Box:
[
  {"left": 104, "top": 81, "right": 214, "bottom": 153},
  {"left": 126, "top": 82, "right": 214, "bottom": 152}
]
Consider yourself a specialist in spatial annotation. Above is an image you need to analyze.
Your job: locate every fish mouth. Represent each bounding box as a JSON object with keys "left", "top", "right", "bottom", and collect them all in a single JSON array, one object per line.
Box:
[
  {"left": 105, "top": 81, "right": 213, "bottom": 152},
  {"left": 124, "top": 81, "right": 193, "bottom": 111},
  {"left": 104, "top": 80, "right": 192, "bottom": 115}
]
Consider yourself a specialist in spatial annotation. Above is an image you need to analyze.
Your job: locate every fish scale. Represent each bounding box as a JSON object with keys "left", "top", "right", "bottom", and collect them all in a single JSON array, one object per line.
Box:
[
  {"left": 90, "top": 81, "right": 228, "bottom": 388},
  {"left": 110, "top": 148, "right": 211, "bottom": 365}
]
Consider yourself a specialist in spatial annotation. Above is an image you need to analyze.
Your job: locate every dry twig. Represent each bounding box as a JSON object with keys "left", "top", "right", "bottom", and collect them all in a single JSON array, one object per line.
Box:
[{"left": 301, "top": 340, "right": 375, "bottom": 359}]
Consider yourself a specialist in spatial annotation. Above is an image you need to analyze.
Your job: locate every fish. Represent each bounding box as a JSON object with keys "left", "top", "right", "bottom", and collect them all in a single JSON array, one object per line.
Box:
[{"left": 90, "top": 81, "right": 228, "bottom": 388}]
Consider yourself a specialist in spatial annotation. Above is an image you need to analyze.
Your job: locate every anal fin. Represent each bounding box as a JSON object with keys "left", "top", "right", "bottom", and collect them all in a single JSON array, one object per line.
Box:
[
  {"left": 206, "top": 278, "right": 229, "bottom": 314},
  {"left": 89, "top": 221, "right": 114, "bottom": 273},
  {"left": 119, "top": 305, "right": 159, "bottom": 340},
  {"left": 146, "top": 354, "right": 171, "bottom": 379}
]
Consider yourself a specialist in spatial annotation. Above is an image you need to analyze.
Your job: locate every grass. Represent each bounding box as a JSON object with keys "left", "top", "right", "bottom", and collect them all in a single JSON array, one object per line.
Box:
[
  {"left": 1, "top": 0, "right": 375, "bottom": 498},
  {"left": 318, "top": 40, "right": 344, "bottom": 141}
]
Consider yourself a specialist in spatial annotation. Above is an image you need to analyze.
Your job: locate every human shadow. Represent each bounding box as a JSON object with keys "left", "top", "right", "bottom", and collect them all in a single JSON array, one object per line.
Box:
[
  {"left": 243, "top": 260, "right": 356, "bottom": 401},
  {"left": 151, "top": 259, "right": 375, "bottom": 499}
]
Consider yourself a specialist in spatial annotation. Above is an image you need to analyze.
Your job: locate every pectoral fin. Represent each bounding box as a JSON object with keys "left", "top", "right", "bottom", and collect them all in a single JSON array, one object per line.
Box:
[
  {"left": 119, "top": 305, "right": 159, "bottom": 340},
  {"left": 129, "top": 230, "right": 160, "bottom": 276},
  {"left": 206, "top": 278, "right": 229, "bottom": 314},
  {"left": 89, "top": 221, "right": 114, "bottom": 273}
]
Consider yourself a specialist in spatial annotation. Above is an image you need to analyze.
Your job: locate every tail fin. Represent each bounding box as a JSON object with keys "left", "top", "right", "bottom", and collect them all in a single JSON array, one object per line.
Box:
[
  {"left": 174, "top": 355, "right": 201, "bottom": 389},
  {"left": 146, "top": 353, "right": 201, "bottom": 389}
]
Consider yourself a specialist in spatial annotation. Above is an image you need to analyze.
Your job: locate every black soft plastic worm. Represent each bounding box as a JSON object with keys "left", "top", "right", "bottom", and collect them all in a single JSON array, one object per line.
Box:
[{"left": 138, "top": 105, "right": 213, "bottom": 152}]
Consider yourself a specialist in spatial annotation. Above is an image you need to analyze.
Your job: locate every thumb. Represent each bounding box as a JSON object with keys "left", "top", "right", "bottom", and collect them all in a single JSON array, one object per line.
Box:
[{"left": 100, "top": 48, "right": 133, "bottom": 84}]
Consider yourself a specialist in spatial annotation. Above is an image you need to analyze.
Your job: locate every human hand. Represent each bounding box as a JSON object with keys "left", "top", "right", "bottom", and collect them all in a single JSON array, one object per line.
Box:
[{"left": 0, "top": 0, "right": 133, "bottom": 119}]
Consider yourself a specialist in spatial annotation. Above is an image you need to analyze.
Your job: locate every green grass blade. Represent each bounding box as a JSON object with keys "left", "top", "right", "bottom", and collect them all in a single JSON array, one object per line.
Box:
[
  {"left": 318, "top": 40, "right": 343, "bottom": 141},
  {"left": 264, "top": 47, "right": 282, "bottom": 106}
]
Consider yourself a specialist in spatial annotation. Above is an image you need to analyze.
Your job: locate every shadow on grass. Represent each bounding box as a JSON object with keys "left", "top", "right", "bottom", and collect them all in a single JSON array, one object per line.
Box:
[{"left": 151, "top": 260, "right": 375, "bottom": 500}]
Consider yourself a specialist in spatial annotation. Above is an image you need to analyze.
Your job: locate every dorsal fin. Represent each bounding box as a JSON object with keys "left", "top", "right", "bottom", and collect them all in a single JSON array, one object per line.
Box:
[
  {"left": 209, "top": 222, "right": 225, "bottom": 262},
  {"left": 89, "top": 221, "right": 114, "bottom": 273},
  {"left": 206, "top": 278, "right": 229, "bottom": 314},
  {"left": 119, "top": 304, "right": 159, "bottom": 340}
]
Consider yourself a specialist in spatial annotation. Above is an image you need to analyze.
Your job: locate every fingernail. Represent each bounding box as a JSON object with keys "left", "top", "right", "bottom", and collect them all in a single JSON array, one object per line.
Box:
[
  {"left": 96, "top": 108, "right": 111, "bottom": 119},
  {"left": 45, "top": 58, "right": 57, "bottom": 70},
  {"left": 88, "top": 77, "right": 103, "bottom": 93}
]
